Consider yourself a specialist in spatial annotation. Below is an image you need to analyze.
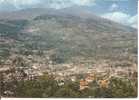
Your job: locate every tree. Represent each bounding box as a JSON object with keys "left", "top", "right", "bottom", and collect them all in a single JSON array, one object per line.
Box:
[{"left": 109, "top": 77, "right": 137, "bottom": 98}]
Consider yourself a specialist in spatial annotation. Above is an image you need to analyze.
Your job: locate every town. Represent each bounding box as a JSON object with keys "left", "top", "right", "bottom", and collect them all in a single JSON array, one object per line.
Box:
[{"left": 0, "top": 52, "right": 137, "bottom": 96}]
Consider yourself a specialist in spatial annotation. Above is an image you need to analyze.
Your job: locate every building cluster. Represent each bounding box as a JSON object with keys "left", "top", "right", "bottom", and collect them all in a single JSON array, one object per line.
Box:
[
  {"left": 79, "top": 72, "right": 110, "bottom": 90},
  {"left": 0, "top": 54, "right": 137, "bottom": 93}
]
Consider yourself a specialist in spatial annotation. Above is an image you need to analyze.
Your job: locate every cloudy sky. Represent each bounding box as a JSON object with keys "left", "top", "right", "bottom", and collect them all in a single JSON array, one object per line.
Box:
[{"left": 0, "top": 0, "right": 138, "bottom": 28}]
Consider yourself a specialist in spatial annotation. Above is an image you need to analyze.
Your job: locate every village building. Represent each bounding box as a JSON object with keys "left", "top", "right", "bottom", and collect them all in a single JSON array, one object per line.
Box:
[
  {"left": 98, "top": 79, "right": 109, "bottom": 89},
  {"left": 79, "top": 79, "right": 89, "bottom": 90}
]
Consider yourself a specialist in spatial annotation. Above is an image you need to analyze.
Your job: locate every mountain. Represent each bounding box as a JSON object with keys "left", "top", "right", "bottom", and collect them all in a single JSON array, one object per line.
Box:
[{"left": 0, "top": 7, "right": 137, "bottom": 63}]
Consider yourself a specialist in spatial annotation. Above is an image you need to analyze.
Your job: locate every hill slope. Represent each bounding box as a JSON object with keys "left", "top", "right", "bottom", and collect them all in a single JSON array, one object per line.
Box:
[{"left": 0, "top": 7, "right": 137, "bottom": 64}]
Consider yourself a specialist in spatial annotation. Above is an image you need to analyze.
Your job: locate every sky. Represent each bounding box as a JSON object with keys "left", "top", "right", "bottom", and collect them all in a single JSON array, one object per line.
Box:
[{"left": 0, "top": 0, "right": 138, "bottom": 28}]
